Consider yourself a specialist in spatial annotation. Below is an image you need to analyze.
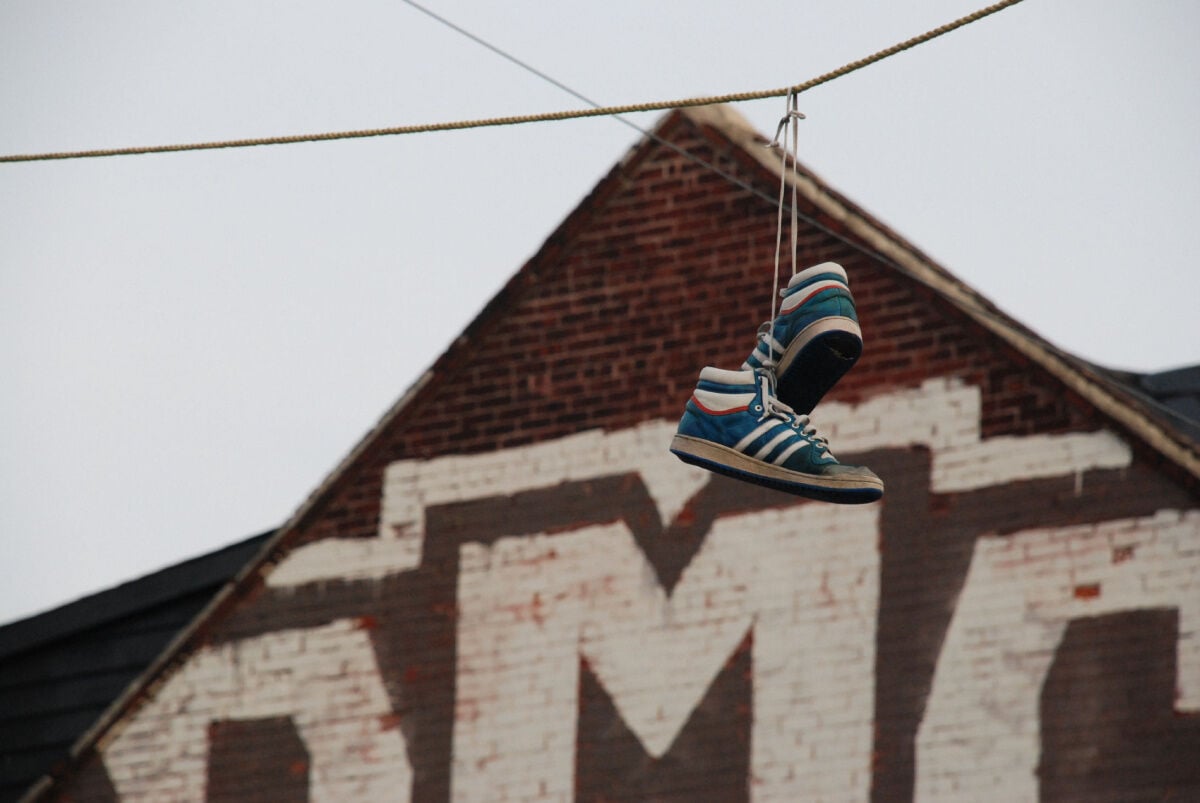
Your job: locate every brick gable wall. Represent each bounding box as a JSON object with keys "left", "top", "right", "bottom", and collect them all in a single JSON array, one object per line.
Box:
[{"left": 42, "top": 110, "right": 1199, "bottom": 803}]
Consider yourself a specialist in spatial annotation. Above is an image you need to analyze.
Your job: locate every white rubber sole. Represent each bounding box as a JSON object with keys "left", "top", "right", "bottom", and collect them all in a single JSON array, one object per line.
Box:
[
  {"left": 776, "top": 316, "right": 862, "bottom": 376},
  {"left": 670, "top": 434, "right": 883, "bottom": 503},
  {"left": 773, "top": 316, "right": 863, "bottom": 415}
]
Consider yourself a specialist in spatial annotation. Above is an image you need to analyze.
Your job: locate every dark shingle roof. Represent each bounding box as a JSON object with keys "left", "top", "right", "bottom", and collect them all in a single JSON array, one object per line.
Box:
[
  {"left": 1095, "top": 364, "right": 1200, "bottom": 445},
  {"left": 0, "top": 532, "right": 271, "bottom": 803}
]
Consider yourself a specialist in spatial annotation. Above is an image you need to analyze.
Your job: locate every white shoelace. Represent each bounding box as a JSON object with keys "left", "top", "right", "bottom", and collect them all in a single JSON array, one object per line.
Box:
[
  {"left": 756, "top": 373, "right": 831, "bottom": 454},
  {"left": 759, "top": 91, "right": 805, "bottom": 367}
]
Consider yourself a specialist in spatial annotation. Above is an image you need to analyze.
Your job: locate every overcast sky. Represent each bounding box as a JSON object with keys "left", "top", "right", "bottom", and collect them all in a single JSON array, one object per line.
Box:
[{"left": 2, "top": 0, "right": 1197, "bottom": 626}]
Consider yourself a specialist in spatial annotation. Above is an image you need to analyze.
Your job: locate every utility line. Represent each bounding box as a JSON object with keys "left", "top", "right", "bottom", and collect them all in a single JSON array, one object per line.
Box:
[
  {"left": 403, "top": 0, "right": 779, "bottom": 211},
  {"left": 0, "top": 0, "right": 1024, "bottom": 164},
  {"left": 392, "top": 0, "right": 1021, "bottom": 358},
  {"left": 396, "top": 0, "right": 655, "bottom": 146},
  {"left": 398, "top": 0, "right": 606, "bottom": 114},
  {"left": 392, "top": 0, "right": 972, "bottom": 300}
]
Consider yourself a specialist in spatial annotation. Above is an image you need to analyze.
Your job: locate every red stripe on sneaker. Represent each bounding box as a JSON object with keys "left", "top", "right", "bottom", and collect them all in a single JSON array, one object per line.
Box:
[
  {"left": 691, "top": 395, "right": 749, "bottom": 416},
  {"left": 780, "top": 280, "right": 848, "bottom": 313}
]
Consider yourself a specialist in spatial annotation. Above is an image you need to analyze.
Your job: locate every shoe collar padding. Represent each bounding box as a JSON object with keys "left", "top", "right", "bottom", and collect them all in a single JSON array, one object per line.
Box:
[
  {"left": 698, "top": 366, "right": 758, "bottom": 386},
  {"left": 786, "top": 261, "right": 847, "bottom": 288}
]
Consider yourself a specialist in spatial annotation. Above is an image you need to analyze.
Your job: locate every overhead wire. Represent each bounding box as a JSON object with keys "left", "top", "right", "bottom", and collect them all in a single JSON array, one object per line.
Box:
[
  {"left": 387, "top": 0, "right": 987, "bottom": 296},
  {"left": 401, "top": 0, "right": 786, "bottom": 214},
  {"left": 0, "top": 0, "right": 1025, "bottom": 164},
  {"left": 0, "top": 0, "right": 1026, "bottom": 316}
]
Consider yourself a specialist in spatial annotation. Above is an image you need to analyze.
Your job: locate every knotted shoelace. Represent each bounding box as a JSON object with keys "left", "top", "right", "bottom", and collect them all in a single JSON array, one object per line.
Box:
[{"left": 756, "top": 373, "right": 831, "bottom": 455}]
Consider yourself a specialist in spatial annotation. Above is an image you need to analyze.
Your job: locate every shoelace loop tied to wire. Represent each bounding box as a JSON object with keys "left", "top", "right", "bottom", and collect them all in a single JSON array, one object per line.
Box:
[{"left": 760, "top": 91, "right": 805, "bottom": 366}]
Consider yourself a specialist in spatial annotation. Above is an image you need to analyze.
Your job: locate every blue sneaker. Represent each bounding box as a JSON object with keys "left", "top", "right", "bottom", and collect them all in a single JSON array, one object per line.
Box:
[
  {"left": 742, "top": 262, "right": 862, "bottom": 415},
  {"left": 670, "top": 367, "right": 883, "bottom": 504}
]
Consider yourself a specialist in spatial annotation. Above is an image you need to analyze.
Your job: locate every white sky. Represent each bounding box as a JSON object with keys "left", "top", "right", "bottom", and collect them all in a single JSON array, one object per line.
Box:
[{"left": 2, "top": 0, "right": 1198, "bottom": 626}]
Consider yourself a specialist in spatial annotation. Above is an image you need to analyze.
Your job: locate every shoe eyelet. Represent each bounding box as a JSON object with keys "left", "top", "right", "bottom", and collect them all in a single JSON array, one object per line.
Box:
[{"left": 753, "top": 404, "right": 762, "bottom": 412}]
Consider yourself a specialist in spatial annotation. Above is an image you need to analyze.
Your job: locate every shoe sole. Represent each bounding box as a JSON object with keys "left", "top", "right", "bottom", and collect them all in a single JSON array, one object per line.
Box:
[
  {"left": 776, "top": 316, "right": 862, "bottom": 415},
  {"left": 670, "top": 434, "right": 883, "bottom": 504}
]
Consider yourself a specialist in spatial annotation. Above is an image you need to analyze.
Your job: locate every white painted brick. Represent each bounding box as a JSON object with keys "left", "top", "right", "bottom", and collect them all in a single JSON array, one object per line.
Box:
[
  {"left": 450, "top": 501, "right": 879, "bottom": 803},
  {"left": 917, "top": 510, "right": 1200, "bottom": 801},
  {"left": 269, "top": 376, "right": 1137, "bottom": 596},
  {"left": 102, "top": 620, "right": 412, "bottom": 801},
  {"left": 107, "top": 373, "right": 1192, "bottom": 802}
]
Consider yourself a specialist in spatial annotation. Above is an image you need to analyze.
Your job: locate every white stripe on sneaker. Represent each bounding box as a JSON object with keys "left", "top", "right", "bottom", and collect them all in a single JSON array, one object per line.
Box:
[
  {"left": 771, "top": 439, "right": 809, "bottom": 465},
  {"left": 753, "top": 429, "right": 794, "bottom": 460},
  {"left": 733, "top": 420, "right": 781, "bottom": 452},
  {"left": 758, "top": 333, "right": 785, "bottom": 354},
  {"left": 742, "top": 334, "right": 786, "bottom": 370}
]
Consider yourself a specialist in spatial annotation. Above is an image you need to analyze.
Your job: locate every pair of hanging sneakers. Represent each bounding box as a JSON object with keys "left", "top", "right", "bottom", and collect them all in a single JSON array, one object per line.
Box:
[{"left": 670, "top": 262, "right": 884, "bottom": 504}]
